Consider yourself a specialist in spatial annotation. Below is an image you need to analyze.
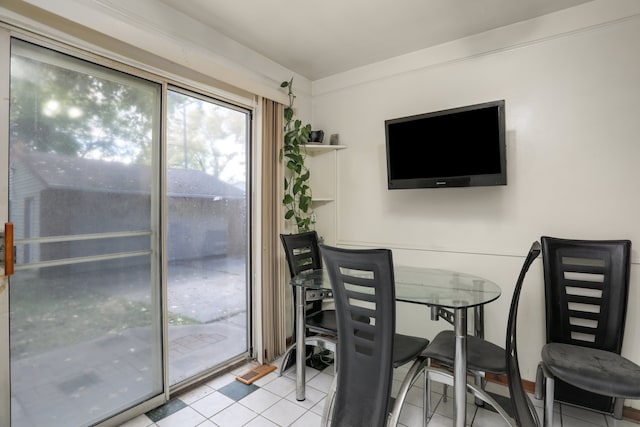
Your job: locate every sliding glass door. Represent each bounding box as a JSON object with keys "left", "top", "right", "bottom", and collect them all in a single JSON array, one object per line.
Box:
[
  {"left": 7, "top": 39, "right": 163, "bottom": 426},
  {"left": 2, "top": 37, "right": 252, "bottom": 426}
]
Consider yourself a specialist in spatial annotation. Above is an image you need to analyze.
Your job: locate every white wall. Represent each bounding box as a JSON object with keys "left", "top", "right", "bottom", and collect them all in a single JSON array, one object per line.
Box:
[{"left": 311, "top": 0, "right": 640, "bottom": 403}]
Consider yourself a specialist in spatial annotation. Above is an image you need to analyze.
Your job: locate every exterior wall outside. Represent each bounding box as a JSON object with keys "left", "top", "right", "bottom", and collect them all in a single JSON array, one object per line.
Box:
[
  {"left": 168, "top": 197, "right": 247, "bottom": 260},
  {"left": 10, "top": 156, "right": 43, "bottom": 264},
  {"left": 40, "top": 188, "right": 151, "bottom": 272},
  {"left": 10, "top": 162, "right": 241, "bottom": 273},
  {"left": 311, "top": 1, "right": 640, "bottom": 410}
]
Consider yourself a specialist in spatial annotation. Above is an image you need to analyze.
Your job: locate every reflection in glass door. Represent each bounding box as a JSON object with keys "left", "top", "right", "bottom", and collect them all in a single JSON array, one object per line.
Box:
[
  {"left": 166, "top": 89, "right": 250, "bottom": 386},
  {"left": 9, "top": 39, "right": 163, "bottom": 426}
]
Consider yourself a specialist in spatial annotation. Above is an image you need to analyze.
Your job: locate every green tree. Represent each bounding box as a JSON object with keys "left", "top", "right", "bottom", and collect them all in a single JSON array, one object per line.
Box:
[
  {"left": 166, "top": 91, "right": 246, "bottom": 182},
  {"left": 10, "top": 40, "right": 247, "bottom": 183},
  {"left": 10, "top": 44, "right": 156, "bottom": 164}
]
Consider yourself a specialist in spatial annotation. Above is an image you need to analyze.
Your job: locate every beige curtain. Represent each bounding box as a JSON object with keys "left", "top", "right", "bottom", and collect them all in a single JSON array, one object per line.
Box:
[{"left": 260, "top": 98, "right": 287, "bottom": 362}]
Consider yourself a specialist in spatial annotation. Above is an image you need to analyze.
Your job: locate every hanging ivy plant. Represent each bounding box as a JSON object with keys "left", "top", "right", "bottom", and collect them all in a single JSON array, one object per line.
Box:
[{"left": 279, "top": 78, "right": 314, "bottom": 232}]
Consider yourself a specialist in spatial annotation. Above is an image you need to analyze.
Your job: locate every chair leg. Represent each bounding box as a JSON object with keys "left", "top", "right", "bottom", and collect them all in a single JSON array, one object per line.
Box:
[
  {"left": 423, "top": 365, "right": 516, "bottom": 426},
  {"left": 473, "top": 372, "right": 485, "bottom": 407},
  {"left": 388, "top": 357, "right": 427, "bottom": 427},
  {"left": 535, "top": 363, "right": 544, "bottom": 400},
  {"left": 543, "top": 375, "right": 554, "bottom": 427},
  {"left": 466, "top": 377, "right": 515, "bottom": 426},
  {"left": 278, "top": 343, "right": 297, "bottom": 376},
  {"left": 425, "top": 360, "right": 432, "bottom": 421},
  {"left": 423, "top": 368, "right": 428, "bottom": 422},
  {"left": 423, "top": 359, "right": 443, "bottom": 421},
  {"left": 322, "top": 374, "right": 337, "bottom": 427},
  {"left": 613, "top": 398, "right": 624, "bottom": 420}
]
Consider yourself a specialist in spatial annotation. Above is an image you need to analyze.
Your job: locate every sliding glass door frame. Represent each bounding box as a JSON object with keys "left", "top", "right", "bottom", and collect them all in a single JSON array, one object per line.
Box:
[
  {"left": 1, "top": 26, "right": 12, "bottom": 427},
  {"left": 0, "top": 26, "right": 255, "bottom": 426}
]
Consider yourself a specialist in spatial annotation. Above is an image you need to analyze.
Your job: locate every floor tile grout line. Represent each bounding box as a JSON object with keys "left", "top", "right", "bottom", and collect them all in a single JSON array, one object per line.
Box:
[{"left": 124, "top": 360, "right": 632, "bottom": 427}]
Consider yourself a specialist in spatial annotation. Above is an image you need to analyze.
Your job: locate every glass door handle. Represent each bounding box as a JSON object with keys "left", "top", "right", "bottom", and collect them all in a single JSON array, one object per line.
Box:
[{"left": 1, "top": 222, "right": 14, "bottom": 276}]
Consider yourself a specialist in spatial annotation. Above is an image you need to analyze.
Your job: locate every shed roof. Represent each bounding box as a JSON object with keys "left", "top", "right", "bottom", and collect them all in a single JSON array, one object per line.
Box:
[{"left": 13, "top": 150, "right": 245, "bottom": 199}]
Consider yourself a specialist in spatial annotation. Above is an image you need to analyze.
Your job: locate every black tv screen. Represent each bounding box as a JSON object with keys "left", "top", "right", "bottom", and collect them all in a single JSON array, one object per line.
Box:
[{"left": 385, "top": 100, "right": 506, "bottom": 189}]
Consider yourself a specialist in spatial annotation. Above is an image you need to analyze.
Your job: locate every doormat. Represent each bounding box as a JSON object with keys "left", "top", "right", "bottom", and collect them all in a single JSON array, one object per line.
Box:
[{"left": 236, "top": 364, "right": 276, "bottom": 384}]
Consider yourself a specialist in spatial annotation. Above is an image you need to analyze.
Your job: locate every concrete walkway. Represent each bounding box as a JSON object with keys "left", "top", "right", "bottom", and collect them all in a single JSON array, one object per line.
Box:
[{"left": 10, "top": 255, "right": 249, "bottom": 427}]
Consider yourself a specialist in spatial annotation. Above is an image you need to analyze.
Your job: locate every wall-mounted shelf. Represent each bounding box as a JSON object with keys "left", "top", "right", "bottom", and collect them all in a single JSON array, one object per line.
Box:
[
  {"left": 311, "top": 197, "right": 334, "bottom": 203},
  {"left": 302, "top": 144, "right": 346, "bottom": 154},
  {"left": 303, "top": 144, "right": 345, "bottom": 245}
]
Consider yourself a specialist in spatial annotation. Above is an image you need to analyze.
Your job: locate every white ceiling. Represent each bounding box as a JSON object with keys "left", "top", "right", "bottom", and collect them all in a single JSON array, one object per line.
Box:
[{"left": 157, "top": 0, "right": 592, "bottom": 81}]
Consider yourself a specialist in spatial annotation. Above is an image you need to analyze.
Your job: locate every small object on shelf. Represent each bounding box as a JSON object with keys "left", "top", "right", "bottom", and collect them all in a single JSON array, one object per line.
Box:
[
  {"left": 309, "top": 130, "right": 324, "bottom": 143},
  {"left": 330, "top": 133, "right": 339, "bottom": 145}
]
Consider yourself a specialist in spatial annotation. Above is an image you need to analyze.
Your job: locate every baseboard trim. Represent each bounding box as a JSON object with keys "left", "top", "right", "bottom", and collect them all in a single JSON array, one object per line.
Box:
[
  {"left": 485, "top": 373, "right": 640, "bottom": 423},
  {"left": 623, "top": 406, "right": 640, "bottom": 422}
]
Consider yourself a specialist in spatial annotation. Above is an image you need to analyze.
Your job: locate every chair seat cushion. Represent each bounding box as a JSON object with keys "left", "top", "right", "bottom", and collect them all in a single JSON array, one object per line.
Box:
[
  {"left": 306, "top": 309, "right": 338, "bottom": 335},
  {"left": 423, "top": 330, "right": 506, "bottom": 374},
  {"left": 542, "top": 343, "right": 640, "bottom": 399},
  {"left": 393, "top": 334, "right": 429, "bottom": 367},
  {"left": 306, "top": 309, "right": 371, "bottom": 336}
]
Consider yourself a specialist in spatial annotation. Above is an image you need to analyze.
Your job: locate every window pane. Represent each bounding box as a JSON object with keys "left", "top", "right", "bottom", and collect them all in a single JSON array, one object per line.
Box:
[{"left": 166, "top": 89, "right": 249, "bottom": 385}]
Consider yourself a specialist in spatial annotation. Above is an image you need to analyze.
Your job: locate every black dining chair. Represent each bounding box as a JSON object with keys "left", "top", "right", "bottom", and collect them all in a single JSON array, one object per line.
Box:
[
  {"left": 535, "top": 236, "right": 640, "bottom": 427},
  {"left": 278, "top": 231, "right": 337, "bottom": 374},
  {"left": 422, "top": 323, "right": 506, "bottom": 417},
  {"left": 422, "top": 292, "right": 508, "bottom": 416},
  {"left": 421, "top": 241, "right": 542, "bottom": 425},
  {"left": 319, "top": 245, "right": 429, "bottom": 427},
  {"left": 506, "top": 241, "right": 543, "bottom": 427}
]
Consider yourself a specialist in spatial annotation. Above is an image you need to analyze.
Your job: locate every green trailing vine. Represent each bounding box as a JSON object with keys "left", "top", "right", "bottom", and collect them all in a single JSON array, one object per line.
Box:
[{"left": 279, "top": 78, "right": 314, "bottom": 232}]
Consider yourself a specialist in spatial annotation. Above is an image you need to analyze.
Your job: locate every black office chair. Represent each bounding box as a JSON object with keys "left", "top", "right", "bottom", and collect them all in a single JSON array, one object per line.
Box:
[
  {"left": 535, "top": 237, "right": 640, "bottom": 427},
  {"left": 319, "top": 245, "right": 429, "bottom": 427},
  {"left": 506, "top": 241, "right": 543, "bottom": 427},
  {"left": 279, "top": 232, "right": 338, "bottom": 374}
]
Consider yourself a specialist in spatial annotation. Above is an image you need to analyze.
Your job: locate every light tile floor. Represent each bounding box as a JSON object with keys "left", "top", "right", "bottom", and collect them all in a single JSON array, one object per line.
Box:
[{"left": 118, "top": 358, "right": 640, "bottom": 427}]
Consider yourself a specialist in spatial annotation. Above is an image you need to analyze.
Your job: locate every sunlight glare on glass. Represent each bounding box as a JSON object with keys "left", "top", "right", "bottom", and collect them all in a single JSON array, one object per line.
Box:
[
  {"left": 43, "top": 99, "right": 61, "bottom": 117},
  {"left": 67, "top": 106, "right": 83, "bottom": 119}
]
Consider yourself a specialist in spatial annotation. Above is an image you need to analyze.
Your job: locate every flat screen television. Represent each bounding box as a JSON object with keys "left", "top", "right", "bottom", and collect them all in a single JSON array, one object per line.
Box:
[{"left": 385, "top": 100, "right": 506, "bottom": 189}]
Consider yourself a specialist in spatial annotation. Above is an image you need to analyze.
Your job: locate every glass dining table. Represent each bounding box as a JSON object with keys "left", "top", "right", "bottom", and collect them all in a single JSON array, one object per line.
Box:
[{"left": 290, "top": 265, "right": 502, "bottom": 427}]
